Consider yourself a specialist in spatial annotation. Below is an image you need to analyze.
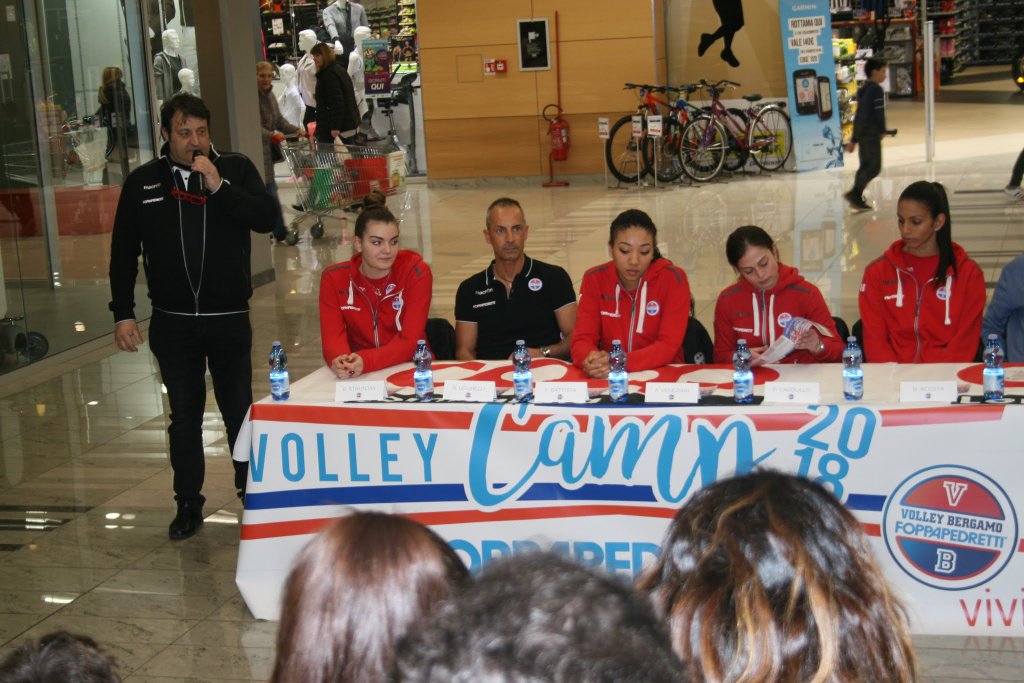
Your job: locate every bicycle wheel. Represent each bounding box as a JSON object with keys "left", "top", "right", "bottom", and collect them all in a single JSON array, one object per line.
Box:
[
  {"left": 605, "top": 115, "right": 646, "bottom": 184},
  {"left": 748, "top": 106, "right": 792, "bottom": 171},
  {"left": 722, "top": 108, "right": 750, "bottom": 172},
  {"left": 679, "top": 116, "right": 727, "bottom": 182},
  {"left": 642, "top": 117, "right": 685, "bottom": 182}
]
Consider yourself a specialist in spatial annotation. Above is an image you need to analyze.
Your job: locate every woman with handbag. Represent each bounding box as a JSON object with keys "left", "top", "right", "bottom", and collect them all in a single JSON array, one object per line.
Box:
[{"left": 311, "top": 42, "right": 361, "bottom": 145}]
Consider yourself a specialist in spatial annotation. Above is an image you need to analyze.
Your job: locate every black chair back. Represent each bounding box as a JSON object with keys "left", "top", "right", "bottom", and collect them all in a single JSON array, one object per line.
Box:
[{"left": 426, "top": 318, "right": 456, "bottom": 361}]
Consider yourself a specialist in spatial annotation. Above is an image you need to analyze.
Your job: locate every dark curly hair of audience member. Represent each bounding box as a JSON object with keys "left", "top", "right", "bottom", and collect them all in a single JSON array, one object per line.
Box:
[
  {"left": 270, "top": 511, "right": 468, "bottom": 683},
  {"left": 636, "top": 471, "right": 917, "bottom": 683},
  {"left": 394, "top": 552, "right": 686, "bottom": 683},
  {"left": 0, "top": 631, "right": 122, "bottom": 683}
]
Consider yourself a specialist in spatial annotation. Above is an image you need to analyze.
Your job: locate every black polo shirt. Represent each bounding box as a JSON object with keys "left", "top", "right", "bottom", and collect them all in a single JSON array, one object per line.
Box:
[{"left": 455, "top": 256, "right": 576, "bottom": 360}]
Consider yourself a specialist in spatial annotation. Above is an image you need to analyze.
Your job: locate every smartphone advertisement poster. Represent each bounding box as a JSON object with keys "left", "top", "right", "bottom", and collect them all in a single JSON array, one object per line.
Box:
[
  {"left": 363, "top": 38, "right": 391, "bottom": 96},
  {"left": 779, "top": 0, "right": 843, "bottom": 171}
]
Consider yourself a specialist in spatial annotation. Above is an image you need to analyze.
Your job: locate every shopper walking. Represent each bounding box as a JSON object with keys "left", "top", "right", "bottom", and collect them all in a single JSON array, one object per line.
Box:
[
  {"left": 1003, "top": 147, "right": 1024, "bottom": 200},
  {"left": 845, "top": 58, "right": 888, "bottom": 212}
]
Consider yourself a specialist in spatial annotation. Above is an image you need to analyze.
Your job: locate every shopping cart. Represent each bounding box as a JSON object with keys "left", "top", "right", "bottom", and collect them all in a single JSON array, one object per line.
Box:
[{"left": 280, "top": 139, "right": 406, "bottom": 246}]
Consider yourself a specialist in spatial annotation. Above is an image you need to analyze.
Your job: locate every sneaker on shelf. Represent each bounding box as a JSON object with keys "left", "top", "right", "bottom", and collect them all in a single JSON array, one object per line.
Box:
[{"left": 1003, "top": 185, "right": 1024, "bottom": 201}]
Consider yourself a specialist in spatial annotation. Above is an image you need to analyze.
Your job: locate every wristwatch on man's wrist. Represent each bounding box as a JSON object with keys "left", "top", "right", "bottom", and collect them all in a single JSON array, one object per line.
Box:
[{"left": 541, "top": 346, "right": 551, "bottom": 357}]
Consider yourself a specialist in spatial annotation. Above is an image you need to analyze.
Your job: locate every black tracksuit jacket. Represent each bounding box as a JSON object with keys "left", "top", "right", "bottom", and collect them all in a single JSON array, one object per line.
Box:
[{"left": 108, "top": 143, "right": 275, "bottom": 321}]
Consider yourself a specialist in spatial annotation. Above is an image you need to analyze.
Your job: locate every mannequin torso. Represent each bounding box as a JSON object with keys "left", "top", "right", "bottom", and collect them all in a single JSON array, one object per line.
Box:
[{"left": 154, "top": 29, "right": 185, "bottom": 101}]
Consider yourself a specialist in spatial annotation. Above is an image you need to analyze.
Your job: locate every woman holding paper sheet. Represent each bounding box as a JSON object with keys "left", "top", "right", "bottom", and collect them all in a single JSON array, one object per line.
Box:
[
  {"left": 714, "top": 225, "right": 842, "bottom": 364},
  {"left": 858, "top": 180, "right": 984, "bottom": 363},
  {"left": 319, "top": 193, "right": 432, "bottom": 378}
]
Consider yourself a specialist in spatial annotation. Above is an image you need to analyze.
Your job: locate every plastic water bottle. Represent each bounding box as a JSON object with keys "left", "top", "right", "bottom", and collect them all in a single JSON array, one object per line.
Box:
[
  {"left": 983, "top": 334, "right": 1004, "bottom": 401},
  {"left": 608, "top": 339, "right": 628, "bottom": 403},
  {"left": 269, "top": 341, "right": 290, "bottom": 401},
  {"left": 733, "top": 339, "right": 753, "bottom": 404},
  {"left": 512, "top": 339, "right": 533, "bottom": 402},
  {"left": 413, "top": 339, "right": 434, "bottom": 401},
  {"left": 842, "top": 336, "right": 864, "bottom": 401}
]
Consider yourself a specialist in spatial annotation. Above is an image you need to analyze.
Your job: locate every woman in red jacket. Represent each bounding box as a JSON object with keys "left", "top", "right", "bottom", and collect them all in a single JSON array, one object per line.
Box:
[
  {"left": 319, "top": 194, "right": 432, "bottom": 377},
  {"left": 571, "top": 209, "right": 691, "bottom": 378},
  {"left": 859, "top": 180, "right": 984, "bottom": 363},
  {"left": 714, "top": 225, "right": 842, "bottom": 364}
]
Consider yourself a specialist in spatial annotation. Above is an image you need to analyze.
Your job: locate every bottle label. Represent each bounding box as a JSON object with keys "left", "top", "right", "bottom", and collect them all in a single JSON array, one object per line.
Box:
[
  {"left": 734, "top": 376, "right": 752, "bottom": 399},
  {"left": 609, "top": 376, "right": 628, "bottom": 400},
  {"left": 844, "top": 377, "right": 863, "bottom": 395},
  {"left": 414, "top": 374, "right": 434, "bottom": 397},
  {"left": 983, "top": 372, "right": 1004, "bottom": 395},
  {"left": 514, "top": 375, "right": 532, "bottom": 398},
  {"left": 270, "top": 372, "right": 289, "bottom": 399}
]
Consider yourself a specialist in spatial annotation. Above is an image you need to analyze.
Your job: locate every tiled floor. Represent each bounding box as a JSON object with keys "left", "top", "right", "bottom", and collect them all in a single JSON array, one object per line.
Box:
[{"left": 1, "top": 70, "right": 1023, "bottom": 679}]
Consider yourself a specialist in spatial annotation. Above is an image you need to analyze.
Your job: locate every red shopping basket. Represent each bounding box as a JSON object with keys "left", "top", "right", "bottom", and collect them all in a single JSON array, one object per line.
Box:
[{"left": 343, "top": 156, "right": 389, "bottom": 199}]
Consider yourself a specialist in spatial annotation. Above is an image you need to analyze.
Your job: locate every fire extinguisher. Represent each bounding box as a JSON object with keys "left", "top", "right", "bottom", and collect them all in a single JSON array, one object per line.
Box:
[{"left": 543, "top": 104, "right": 570, "bottom": 162}]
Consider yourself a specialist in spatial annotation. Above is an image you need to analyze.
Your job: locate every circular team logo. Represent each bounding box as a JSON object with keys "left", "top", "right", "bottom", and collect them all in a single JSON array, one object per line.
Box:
[
  {"left": 528, "top": 278, "right": 543, "bottom": 291},
  {"left": 392, "top": 296, "right": 403, "bottom": 311},
  {"left": 936, "top": 286, "right": 949, "bottom": 301},
  {"left": 777, "top": 311, "right": 792, "bottom": 327},
  {"left": 646, "top": 301, "right": 660, "bottom": 316},
  {"left": 882, "top": 465, "right": 1018, "bottom": 590}
]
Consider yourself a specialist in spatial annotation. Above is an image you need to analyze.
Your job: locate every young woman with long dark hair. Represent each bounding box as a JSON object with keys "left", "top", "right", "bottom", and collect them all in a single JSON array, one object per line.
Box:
[
  {"left": 571, "top": 209, "right": 691, "bottom": 378},
  {"left": 859, "top": 180, "right": 984, "bottom": 362}
]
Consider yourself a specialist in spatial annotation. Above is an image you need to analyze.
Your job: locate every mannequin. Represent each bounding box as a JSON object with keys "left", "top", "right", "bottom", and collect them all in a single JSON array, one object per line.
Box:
[
  {"left": 323, "top": 0, "right": 368, "bottom": 61},
  {"left": 296, "top": 29, "right": 318, "bottom": 125},
  {"left": 278, "top": 64, "right": 305, "bottom": 128},
  {"left": 175, "top": 68, "right": 195, "bottom": 95},
  {"left": 153, "top": 29, "right": 186, "bottom": 101},
  {"left": 347, "top": 25, "right": 371, "bottom": 119}
]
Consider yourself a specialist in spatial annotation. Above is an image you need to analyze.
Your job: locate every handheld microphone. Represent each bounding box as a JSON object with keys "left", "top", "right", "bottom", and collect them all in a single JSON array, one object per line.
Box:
[{"left": 192, "top": 149, "right": 205, "bottom": 195}]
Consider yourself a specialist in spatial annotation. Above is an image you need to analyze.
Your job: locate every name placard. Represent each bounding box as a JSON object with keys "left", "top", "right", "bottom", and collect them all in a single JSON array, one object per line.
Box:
[
  {"left": 598, "top": 117, "right": 610, "bottom": 139},
  {"left": 441, "top": 380, "right": 496, "bottom": 402},
  {"left": 335, "top": 381, "right": 387, "bottom": 402},
  {"left": 645, "top": 382, "right": 700, "bottom": 404},
  {"left": 764, "top": 381, "right": 821, "bottom": 404},
  {"left": 534, "top": 382, "right": 589, "bottom": 404},
  {"left": 900, "top": 381, "right": 957, "bottom": 403}
]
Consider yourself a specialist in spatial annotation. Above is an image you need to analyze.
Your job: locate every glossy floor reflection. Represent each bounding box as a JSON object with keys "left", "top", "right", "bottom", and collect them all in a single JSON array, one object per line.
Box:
[{"left": 1, "top": 91, "right": 1023, "bottom": 680}]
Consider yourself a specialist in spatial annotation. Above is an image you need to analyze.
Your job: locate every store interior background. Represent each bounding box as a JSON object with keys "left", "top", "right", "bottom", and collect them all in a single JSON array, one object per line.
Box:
[{"left": 0, "top": 0, "right": 1020, "bottom": 376}]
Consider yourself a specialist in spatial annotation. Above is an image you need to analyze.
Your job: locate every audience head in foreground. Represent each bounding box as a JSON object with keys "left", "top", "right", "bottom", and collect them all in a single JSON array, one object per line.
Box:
[
  {"left": 270, "top": 511, "right": 468, "bottom": 683},
  {"left": 0, "top": 631, "right": 122, "bottom": 683},
  {"left": 395, "top": 552, "right": 685, "bottom": 683},
  {"left": 637, "top": 470, "right": 917, "bottom": 683}
]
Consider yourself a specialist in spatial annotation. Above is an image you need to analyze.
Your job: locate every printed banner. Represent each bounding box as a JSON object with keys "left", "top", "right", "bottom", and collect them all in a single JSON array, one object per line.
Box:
[
  {"left": 779, "top": 0, "right": 844, "bottom": 170},
  {"left": 363, "top": 38, "right": 390, "bottom": 96},
  {"left": 235, "top": 391, "right": 1023, "bottom": 634}
]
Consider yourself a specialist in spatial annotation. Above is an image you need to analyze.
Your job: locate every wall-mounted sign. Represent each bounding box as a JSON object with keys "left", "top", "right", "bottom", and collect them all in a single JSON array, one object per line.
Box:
[{"left": 517, "top": 18, "right": 550, "bottom": 71}]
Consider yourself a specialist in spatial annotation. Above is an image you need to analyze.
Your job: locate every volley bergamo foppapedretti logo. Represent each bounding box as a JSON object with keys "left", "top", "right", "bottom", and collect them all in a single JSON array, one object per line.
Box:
[{"left": 882, "top": 466, "right": 1018, "bottom": 590}]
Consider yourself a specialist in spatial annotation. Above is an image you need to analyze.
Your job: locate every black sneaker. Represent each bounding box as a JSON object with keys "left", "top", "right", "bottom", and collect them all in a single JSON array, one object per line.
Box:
[
  {"left": 845, "top": 192, "right": 871, "bottom": 212},
  {"left": 168, "top": 500, "right": 204, "bottom": 540}
]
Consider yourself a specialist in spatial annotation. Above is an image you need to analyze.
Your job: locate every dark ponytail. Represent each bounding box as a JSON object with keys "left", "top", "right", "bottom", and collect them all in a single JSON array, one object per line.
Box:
[
  {"left": 898, "top": 180, "right": 954, "bottom": 282},
  {"left": 608, "top": 209, "right": 662, "bottom": 260}
]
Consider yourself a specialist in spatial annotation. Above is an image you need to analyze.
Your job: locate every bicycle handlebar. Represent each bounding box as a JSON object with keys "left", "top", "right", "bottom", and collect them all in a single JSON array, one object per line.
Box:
[
  {"left": 623, "top": 82, "right": 668, "bottom": 93},
  {"left": 698, "top": 78, "right": 741, "bottom": 91}
]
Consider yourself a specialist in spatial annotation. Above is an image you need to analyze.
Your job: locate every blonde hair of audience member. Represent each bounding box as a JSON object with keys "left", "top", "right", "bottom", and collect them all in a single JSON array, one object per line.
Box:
[
  {"left": 270, "top": 512, "right": 468, "bottom": 683},
  {"left": 636, "top": 471, "right": 917, "bottom": 683}
]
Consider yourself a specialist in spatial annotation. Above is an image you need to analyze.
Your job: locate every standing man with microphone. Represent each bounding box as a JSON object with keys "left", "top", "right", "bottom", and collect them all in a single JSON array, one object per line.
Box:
[{"left": 108, "top": 93, "right": 275, "bottom": 540}]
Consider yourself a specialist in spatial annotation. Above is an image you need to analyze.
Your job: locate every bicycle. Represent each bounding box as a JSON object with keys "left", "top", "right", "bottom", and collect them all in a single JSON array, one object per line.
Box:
[
  {"left": 604, "top": 82, "right": 703, "bottom": 184},
  {"left": 679, "top": 79, "right": 793, "bottom": 182}
]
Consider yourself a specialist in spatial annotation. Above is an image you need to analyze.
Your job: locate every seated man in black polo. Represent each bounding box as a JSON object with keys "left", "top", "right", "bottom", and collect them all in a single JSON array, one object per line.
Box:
[{"left": 455, "top": 198, "right": 576, "bottom": 360}]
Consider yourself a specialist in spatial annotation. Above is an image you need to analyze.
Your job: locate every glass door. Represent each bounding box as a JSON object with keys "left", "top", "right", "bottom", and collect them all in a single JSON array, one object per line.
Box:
[{"left": 0, "top": 0, "right": 155, "bottom": 374}]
